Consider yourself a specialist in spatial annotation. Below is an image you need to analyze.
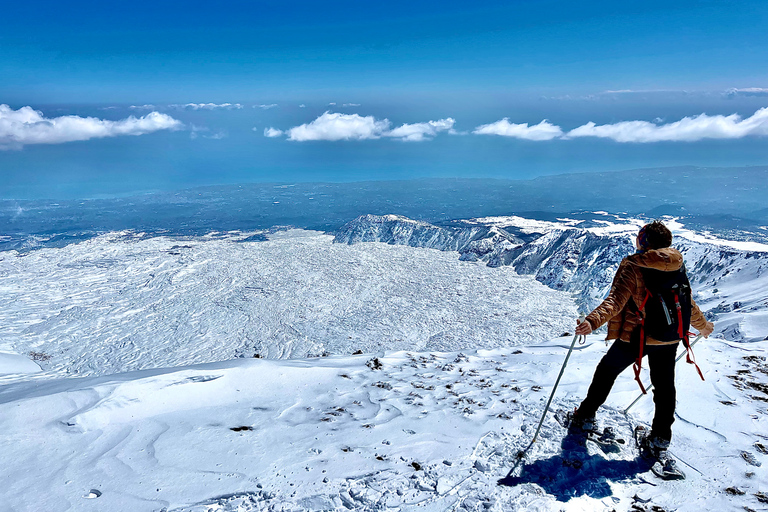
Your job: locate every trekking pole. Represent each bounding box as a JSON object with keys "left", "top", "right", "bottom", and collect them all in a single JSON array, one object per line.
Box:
[
  {"left": 530, "top": 318, "right": 587, "bottom": 444},
  {"left": 623, "top": 334, "right": 704, "bottom": 415}
]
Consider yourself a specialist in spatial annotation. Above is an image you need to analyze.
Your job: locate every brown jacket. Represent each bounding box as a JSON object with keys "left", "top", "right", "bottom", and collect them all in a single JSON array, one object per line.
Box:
[{"left": 585, "top": 247, "right": 709, "bottom": 345}]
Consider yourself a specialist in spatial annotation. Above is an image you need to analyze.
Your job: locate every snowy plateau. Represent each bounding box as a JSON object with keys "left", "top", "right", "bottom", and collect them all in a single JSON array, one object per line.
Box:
[{"left": 0, "top": 214, "right": 767, "bottom": 512}]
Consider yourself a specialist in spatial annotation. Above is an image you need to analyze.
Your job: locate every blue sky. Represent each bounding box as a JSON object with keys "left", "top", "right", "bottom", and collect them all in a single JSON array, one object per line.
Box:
[
  {"left": 3, "top": 0, "right": 767, "bottom": 103},
  {"left": 1, "top": 0, "right": 768, "bottom": 198}
]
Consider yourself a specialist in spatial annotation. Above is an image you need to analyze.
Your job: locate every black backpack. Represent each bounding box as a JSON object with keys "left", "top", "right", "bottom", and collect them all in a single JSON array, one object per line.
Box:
[
  {"left": 631, "top": 264, "right": 704, "bottom": 393},
  {"left": 640, "top": 266, "right": 692, "bottom": 342}
]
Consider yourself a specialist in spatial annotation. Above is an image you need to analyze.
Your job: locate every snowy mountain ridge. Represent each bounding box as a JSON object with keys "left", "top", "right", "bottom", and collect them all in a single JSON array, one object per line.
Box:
[{"left": 333, "top": 213, "right": 520, "bottom": 258}]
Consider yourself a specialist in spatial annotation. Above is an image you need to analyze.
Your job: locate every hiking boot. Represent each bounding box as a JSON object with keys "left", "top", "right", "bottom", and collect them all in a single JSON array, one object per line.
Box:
[
  {"left": 659, "top": 455, "right": 679, "bottom": 473},
  {"left": 638, "top": 432, "right": 670, "bottom": 459},
  {"left": 598, "top": 426, "right": 618, "bottom": 443},
  {"left": 565, "top": 409, "right": 597, "bottom": 434}
]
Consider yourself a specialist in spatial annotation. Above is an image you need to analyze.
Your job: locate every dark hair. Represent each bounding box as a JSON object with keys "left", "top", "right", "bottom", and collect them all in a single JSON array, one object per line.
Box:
[{"left": 639, "top": 220, "right": 672, "bottom": 250}]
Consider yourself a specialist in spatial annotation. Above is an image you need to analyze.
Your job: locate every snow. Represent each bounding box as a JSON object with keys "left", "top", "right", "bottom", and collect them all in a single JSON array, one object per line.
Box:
[
  {"left": 469, "top": 215, "right": 586, "bottom": 234},
  {"left": 470, "top": 214, "right": 768, "bottom": 252},
  {"left": 1, "top": 338, "right": 766, "bottom": 511},
  {"left": 1, "top": 222, "right": 767, "bottom": 511},
  {"left": 468, "top": 214, "right": 647, "bottom": 237},
  {"left": 0, "top": 351, "right": 41, "bottom": 375}
]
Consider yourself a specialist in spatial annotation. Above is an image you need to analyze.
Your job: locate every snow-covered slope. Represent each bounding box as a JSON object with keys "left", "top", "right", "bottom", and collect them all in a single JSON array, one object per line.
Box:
[
  {"left": 678, "top": 238, "right": 768, "bottom": 343},
  {"left": 1, "top": 338, "right": 766, "bottom": 512},
  {"left": 0, "top": 229, "right": 574, "bottom": 380}
]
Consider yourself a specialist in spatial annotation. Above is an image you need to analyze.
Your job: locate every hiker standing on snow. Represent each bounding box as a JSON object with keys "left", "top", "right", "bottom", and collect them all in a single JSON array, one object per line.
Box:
[{"left": 570, "top": 220, "right": 714, "bottom": 456}]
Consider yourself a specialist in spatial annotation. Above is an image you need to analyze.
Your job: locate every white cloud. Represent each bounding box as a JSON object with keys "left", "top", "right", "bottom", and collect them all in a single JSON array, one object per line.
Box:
[
  {"left": 725, "top": 87, "right": 768, "bottom": 98},
  {"left": 342, "top": 103, "right": 361, "bottom": 107},
  {"left": 286, "top": 112, "right": 391, "bottom": 141},
  {"left": 282, "top": 112, "right": 457, "bottom": 142},
  {"left": 263, "top": 127, "right": 284, "bottom": 138},
  {"left": 566, "top": 107, "right": 768, "bottom": 142},
  {"left": 0, "top": 104, "right": 183, "bottom": 150},
  {"left": 473, "top": 118, "right": 564, "bottom": 141},
  {"left": 385, "top": 118, "right": 455, "bottom": 141},
  {"left": 129, "top": 104, "right": 157, "bottom": 111},
  {"left": 299, "top": 104, "right": 306, "bottom": 108},
  {"left": 170, "top": 103, "right": 244, "bottom": 110},
  {"left": 254, "top": 104, "right": 278, "bottom": 110}
]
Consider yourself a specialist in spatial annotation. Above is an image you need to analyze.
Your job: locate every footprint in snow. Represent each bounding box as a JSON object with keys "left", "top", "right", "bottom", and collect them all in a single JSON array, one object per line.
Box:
[
  {"left": 741, "top": 451, "right": 762, "bottom": 466},
  {"left": 166, "top": 374, "right": 223, "bottom": 387}
]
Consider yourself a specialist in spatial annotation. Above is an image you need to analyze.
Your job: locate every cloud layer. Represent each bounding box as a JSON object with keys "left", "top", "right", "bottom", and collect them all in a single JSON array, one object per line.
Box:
[
  {"left": 170, "top": 103, "right": 244, "bottom": 110},
  {"left": 725, "top": 88, "right": 768, "bottom": 98},
  {"left": 269, "top": 112, "right": 455, "bottom": 142},
  {"left": 0, "top": 105, "right": 183, "bottom": 149},
  {"left": 472, "top": 107, "right": 768, "bottom": 143},
  {"left": 566, "top": 107, "right": 768, "bottom": 142}
]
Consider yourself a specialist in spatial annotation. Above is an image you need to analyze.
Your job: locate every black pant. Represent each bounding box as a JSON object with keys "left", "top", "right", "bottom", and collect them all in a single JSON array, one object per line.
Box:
[{"left": 578, "top": 335, "right": 679, "bottom": 441}]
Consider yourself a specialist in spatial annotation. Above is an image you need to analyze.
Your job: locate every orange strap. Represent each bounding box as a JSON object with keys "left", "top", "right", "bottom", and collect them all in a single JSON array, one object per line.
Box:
[
  {"left": 682, "top": 329, "right": 705, "bottom": 382},
  {"left": 633, "top": 291, "right": 651, "bottom": 394},
  {"left": 676, "top": 293, "right": 705, "bottom": 381}
]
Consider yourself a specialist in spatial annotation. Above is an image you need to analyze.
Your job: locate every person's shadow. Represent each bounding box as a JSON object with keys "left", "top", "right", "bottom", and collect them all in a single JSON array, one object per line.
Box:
[{"left": 497, "top": 430, "right": 653, "bottom": 502}]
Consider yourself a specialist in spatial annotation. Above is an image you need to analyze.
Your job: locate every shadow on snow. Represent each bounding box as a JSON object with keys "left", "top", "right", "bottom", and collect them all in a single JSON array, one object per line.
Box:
[{"left": 497, "top": 431, "right": 652, "bottom": 502}]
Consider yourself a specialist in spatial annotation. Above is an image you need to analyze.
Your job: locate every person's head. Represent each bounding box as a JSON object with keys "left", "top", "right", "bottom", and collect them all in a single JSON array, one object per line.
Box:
[{"left": 636, "top": 220, "right": 672, "bottom": 251}]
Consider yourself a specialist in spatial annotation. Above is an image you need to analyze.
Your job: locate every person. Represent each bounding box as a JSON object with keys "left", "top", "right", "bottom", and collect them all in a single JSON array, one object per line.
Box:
[{"left": 571, "top": 220, "right": 714, "bottom": 457}]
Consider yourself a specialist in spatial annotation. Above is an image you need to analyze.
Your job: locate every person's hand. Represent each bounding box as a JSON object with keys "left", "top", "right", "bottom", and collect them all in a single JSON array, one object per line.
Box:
[
  {"left": 699, "top": 322, "right": 714, "bottom": 338},
  {"left": 575, "top": 318, "right": 593, "bottom": 336}
]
